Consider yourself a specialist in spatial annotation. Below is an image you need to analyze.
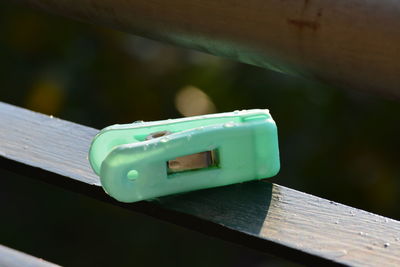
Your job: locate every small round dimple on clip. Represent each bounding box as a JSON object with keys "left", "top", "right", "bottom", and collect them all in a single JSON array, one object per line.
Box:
[{"left": 126, "top": 170, "right": 139, "bottom": 181}]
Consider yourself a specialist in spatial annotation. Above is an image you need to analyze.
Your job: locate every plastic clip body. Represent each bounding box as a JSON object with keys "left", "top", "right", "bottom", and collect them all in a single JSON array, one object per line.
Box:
[{"left": 89, "top": 109, "right": 280, "bottom": 203}]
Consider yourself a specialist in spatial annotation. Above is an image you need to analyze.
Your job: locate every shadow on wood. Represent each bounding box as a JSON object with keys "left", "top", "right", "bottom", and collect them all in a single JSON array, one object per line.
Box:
[{"left": 159, "top": 181, "right": 273, "bottom": 235}]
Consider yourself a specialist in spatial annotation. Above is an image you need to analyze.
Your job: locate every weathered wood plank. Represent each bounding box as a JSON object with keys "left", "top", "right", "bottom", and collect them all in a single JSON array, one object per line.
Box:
[
  {"left": 9, "top": 0, "right": 400, "bottom": 96},
  {"left": 1, "top": 101, "right": 400, "bottom": 266},
  {"left": 0, "top": 102, "right": 99, "bottom": 186},
  {"left": 0, "top": 244, "right": 59, "bottom": 267}
]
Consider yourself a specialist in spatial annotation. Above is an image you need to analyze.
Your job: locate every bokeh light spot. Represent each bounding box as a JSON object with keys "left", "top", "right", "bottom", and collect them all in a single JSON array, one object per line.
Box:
[
  {"left": 26, "top": 79, "right": 64, "bottom": 115},
  {"left": 174, "top": 86, "right": 216, "bottom": 117}
]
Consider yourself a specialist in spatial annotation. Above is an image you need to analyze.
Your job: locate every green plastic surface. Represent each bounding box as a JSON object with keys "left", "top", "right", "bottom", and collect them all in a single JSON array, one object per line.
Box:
[{"left": 89, "top": 110, "right": 280, "bottom": 202}]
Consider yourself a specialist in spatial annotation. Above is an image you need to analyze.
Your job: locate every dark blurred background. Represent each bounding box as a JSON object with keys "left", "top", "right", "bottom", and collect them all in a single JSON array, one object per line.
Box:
[{"left": 1, "top": 2, "right": 400, "bottom": 266}]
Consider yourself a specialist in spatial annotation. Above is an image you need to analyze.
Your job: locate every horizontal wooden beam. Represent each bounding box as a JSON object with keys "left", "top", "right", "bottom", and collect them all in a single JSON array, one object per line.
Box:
[
  {"left": 1, "top": 101, "right": 400, "bottom": 266},
  {"left": 0, "top": 244, "right": 59, "bottom": 267},
  {"left": 10, "top": 0, "right": 400, "bottom": 96}
]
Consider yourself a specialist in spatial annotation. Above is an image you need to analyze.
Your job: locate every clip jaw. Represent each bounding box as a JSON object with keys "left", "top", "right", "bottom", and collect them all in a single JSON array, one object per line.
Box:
[{"left": 89, "top": 109, "right": 280, "bottom": 203}]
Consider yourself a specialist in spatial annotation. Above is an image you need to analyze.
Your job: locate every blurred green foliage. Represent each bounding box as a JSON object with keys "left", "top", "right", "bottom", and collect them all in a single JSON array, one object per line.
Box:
[{"left": 1, "top": 2, "right": 400, "bottom": 266}]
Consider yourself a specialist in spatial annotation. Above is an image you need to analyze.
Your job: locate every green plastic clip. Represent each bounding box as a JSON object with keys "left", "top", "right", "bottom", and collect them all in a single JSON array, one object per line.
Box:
[{"left": 89, "top": 109, "right": 280, "bottom": 202}]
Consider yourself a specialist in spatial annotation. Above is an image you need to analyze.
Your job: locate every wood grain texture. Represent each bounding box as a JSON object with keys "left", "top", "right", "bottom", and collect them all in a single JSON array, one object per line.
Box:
[
  {"left": 9, "top": 0, "right": 400, "bottom": 96},
  {"left": 0, "top": 102, "right": 99, "bottom": 185},
  {"left": 1, "top": 101, "right": 400, "bottom": 266},
  {"left": 0, "top": 244, "right": 59, "bottom": 267}
]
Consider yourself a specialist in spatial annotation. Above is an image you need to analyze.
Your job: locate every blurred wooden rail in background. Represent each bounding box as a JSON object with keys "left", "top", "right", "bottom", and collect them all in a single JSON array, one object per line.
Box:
[
  {"left": 11, "top": 0, "right": 400, "bottom": 96},
  {"left": 1, "top": 101, "right": 400, "bottom": 266}
]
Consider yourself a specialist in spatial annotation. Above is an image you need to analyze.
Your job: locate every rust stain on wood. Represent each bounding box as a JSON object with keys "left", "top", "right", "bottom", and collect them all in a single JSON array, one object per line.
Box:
[{"left": 287, "top": 18, "right": 320, "bottom": 31}]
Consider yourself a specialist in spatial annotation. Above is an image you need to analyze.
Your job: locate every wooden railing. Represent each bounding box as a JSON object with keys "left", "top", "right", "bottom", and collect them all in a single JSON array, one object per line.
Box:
[
  {"left": 1, "top": 102, "right": 400, "bottom": 266},
  {"left": 2, "top": 0, "right": 400, "bottom": 265},
  {"left": 10, "top": 0, "right": 400, "bottom": 96}
]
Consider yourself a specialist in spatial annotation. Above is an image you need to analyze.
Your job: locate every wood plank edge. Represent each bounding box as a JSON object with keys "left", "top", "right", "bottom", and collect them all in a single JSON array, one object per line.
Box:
[{"left": 0, "top": 155, "right": 344, "bottom": 267}]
